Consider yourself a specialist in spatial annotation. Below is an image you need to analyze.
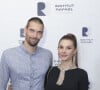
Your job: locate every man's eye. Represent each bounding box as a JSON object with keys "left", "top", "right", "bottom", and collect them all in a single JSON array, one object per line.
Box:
[
  {"left": 38, "top": 31, "right": 43, "bottom": 34},
  {"left": 59, "top": 46, "right": 63, "bottom": 49},
  {"left": 30, "top": 29, "right": 34, "bottom": 32}
]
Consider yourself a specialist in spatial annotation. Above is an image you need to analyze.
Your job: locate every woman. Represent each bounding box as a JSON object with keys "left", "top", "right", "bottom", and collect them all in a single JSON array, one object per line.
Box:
[{"left": 45, "top": 33, "right": 89, "bottom": 90}]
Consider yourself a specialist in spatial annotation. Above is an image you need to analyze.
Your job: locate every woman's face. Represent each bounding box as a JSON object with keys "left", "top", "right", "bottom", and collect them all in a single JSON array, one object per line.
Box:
[{"left": 58, "top": 39, "right": 76, "bottom": 61}]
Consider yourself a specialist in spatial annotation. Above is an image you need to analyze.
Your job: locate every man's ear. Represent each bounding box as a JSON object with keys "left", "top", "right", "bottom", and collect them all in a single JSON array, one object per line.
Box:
[{"left": 24, "top": 27, "right": 26, "bottom": 37}]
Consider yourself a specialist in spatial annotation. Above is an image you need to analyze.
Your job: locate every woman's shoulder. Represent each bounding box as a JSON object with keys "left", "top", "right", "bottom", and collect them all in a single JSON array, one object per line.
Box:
[
  {"left": 47, "top": 66, "right": 59, "bottom": 77},
  {"left": 50, "top": 66, "right": 58, "bottom": 70},
  {"left": 77, "top": 68, "right": 87, "bottom": 73},
  {"left": 49, "top": 66, "right": 59, "bottom": 72},
  {"left": 76, "top": 68, "right": 89, "bottom": 85},
  {"left": 76, "top": 68, "right": 88, "bottom": 76}
]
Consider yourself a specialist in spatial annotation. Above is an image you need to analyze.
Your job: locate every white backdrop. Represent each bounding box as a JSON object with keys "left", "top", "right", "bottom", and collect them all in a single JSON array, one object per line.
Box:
[{"left": 0, "top": 0, "right": 100, "bottom": 90}]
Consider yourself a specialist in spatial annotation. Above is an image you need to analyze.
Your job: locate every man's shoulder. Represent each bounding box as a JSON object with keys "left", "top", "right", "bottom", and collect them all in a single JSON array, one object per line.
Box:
[
  {"left": 1, "top": 46, "right": 20, "bottom": 63},
  {"left": 38, "top": 46, "right": 52, "bottom": 54},
  {"left": 2, "top": 46, "right": 20, "bottom": 55}
]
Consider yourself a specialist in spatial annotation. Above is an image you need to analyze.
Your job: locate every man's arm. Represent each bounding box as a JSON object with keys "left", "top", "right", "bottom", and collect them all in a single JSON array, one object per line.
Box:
[
  {"left": 0, "top": 52, "right": 10, "bottom": 90},
  {"left": 44, "top": 66, "right": 52, "bottom": 88}
]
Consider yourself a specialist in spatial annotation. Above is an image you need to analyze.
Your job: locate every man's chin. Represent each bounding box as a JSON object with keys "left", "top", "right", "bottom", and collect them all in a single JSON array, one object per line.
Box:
[
  {"left": 29, "top": 43, "right": 37, "bottom": 47},
  {"left": 29, "top": 42, "right": 38, "bottom": 47}
]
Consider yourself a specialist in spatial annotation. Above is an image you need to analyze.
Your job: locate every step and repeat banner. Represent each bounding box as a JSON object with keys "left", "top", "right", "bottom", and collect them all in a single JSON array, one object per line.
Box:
[{"left": 0, "top": 0, "right": 100, "bottom": 90}]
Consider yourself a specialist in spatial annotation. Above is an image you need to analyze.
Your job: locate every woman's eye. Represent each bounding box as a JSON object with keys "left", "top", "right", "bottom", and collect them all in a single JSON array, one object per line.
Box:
[{"left": 67, "top": 47, "right": 72, "bottom": 49}]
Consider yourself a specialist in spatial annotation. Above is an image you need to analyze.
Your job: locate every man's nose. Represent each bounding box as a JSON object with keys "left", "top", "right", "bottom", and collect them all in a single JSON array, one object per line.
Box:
[{"left": 33, "top": 32, "right": 38, "bottom": 38}]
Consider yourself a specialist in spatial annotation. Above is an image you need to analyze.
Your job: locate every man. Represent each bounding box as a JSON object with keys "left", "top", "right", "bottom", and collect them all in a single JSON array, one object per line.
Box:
[{"left": 0, "top": 17, "right": 53, "bottom": 90}]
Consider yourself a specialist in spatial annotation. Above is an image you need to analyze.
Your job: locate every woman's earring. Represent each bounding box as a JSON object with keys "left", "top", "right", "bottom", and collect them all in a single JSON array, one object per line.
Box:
[{"left": 72, "top": 54, "right": 76, "bottom": 67}]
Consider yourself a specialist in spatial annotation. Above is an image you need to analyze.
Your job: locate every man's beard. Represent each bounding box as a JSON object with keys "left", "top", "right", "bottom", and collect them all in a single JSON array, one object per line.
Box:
[{"left": 27, "top": 37, "right": 40, "bottom": 47}]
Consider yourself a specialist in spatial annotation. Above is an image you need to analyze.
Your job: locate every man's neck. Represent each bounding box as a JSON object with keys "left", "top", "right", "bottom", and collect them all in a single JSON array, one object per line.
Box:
[{"left": 23, "top": 41, "right": 37, "bottom": 54}]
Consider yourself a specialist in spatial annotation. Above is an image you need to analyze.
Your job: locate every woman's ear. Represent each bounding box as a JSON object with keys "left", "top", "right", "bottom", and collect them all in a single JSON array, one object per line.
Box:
[{"left": 73, "top": 48, "right": 77, "bottom": 55}]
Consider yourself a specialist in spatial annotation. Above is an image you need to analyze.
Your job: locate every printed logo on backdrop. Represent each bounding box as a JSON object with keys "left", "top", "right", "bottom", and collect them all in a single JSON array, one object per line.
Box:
[
  {"left": 19, "top": 28, "right": 25, "bottom": 44},
  {"left": 80, "top": 27, "right": 93, "bottom": 43},
  {"left": 53, "top": 60, "right": 61, "bottom": 66},
  {"left": 37, "top": 2, "right": 46, "bottom": 16},
  {"left": 82, "top": 27, "right": 88, "bottom": 37},
  {"left": 37, "top": 1, "right": 50, "bottom": 16},
  {"left": 53, "top": 1, "right": 75, "bottom": 14},
  {"left": 54, "top": 3, "right": 74, "bottom": 13},
  {"left": 36, "top": 1, "right": 75, "bottom": 16}
]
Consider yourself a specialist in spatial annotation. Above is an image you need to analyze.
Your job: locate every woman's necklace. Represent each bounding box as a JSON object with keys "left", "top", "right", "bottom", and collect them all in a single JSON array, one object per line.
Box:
[{"left": 56, "top": 64, "right": 77, "bottom": 86}]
